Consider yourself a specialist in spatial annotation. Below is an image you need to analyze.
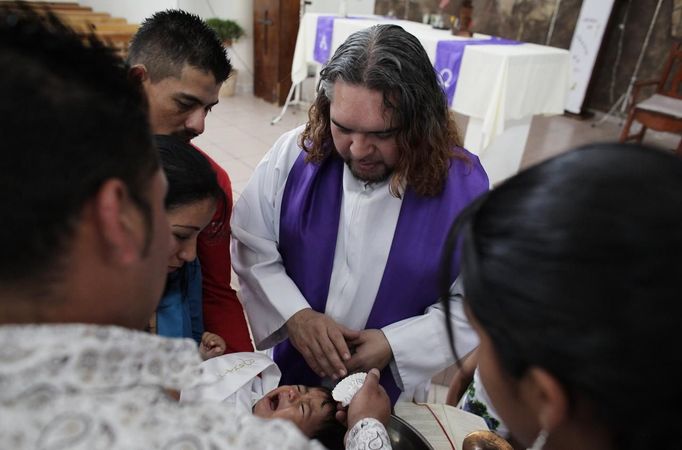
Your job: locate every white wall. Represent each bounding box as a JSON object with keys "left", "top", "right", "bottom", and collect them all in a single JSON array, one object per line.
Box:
[
  {"left": 304, "top": 0, "right": 375, "bottom": 14},
  {"left": 78, "top": 0, "right": 175, "bottom": 24},
  {"left": 78, "top": 0, "right": 254, "bottom": 94},
  {"left": 180, "top": 0, "right": 253, "bottom": 95}
]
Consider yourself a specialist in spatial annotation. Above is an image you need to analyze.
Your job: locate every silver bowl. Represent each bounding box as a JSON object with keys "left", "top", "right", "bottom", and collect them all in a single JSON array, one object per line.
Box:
[{"left": 387, "top": 414, "right": 434, "bottom": 450}]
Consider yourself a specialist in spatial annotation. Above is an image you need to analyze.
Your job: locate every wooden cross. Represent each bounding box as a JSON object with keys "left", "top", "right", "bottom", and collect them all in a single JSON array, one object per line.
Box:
[{"left": 256, "top": 10, "right": 273, "bottom": 53}]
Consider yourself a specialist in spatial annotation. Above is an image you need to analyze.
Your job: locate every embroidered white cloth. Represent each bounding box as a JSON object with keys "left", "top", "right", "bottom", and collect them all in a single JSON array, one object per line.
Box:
[
  {"left": 0, "top": 324, "right": 389, "bottom": 449},
  {"left": 180, "top": 352, "right": 282, "bottom": 413}
]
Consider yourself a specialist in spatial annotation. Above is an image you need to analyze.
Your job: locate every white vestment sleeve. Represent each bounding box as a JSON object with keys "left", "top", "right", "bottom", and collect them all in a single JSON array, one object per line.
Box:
[
  {"left": 231, "top": 127, "right": 311, "bottom": 349},
  {"left": 345, "top": 418, "right": 392, "bottom": 450},
  {"left": 381, "top": 277, "right": 478, "bottom": 400}
]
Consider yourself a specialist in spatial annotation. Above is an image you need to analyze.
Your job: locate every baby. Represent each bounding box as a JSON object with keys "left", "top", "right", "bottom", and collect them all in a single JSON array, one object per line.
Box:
[{"left": 181, "top": 352, "right": 346, "bottom": 449}]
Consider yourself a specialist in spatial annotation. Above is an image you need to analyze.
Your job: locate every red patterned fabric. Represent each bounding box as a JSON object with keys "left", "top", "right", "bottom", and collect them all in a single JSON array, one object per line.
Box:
[{"left": 195, "top": 146, "right": 253, "bottom": 352}]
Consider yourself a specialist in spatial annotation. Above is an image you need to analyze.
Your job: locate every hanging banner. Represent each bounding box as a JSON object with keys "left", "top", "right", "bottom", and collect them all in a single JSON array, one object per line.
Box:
[
  {"left": 434, "top": 37, "right": 521, "bottom": 106},
  {"left": 314, "top": 16, "right": 336, "bottom": 63},
  {"left": 565, "top": 0, "right": 616, "bottom": 114}
]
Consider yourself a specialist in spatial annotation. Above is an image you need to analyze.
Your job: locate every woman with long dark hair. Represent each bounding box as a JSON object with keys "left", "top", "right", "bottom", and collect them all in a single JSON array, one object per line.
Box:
[
  {"left": 441, "top": 143, "right": 682, "bottom": 449},
  {"left": 151, "top": 135, "right": 227, "bottom": 360}
]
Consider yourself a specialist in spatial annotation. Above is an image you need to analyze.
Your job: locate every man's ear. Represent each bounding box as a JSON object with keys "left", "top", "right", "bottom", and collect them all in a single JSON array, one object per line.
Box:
[
  {"left": 129, "top": 64, "right": 149, "bottom": 84},
  {"left": 93, "top": 179, "right": 147, "bottom": 266},
  {"left": 520, "top": 367, "right": 569, "bottom": 431}
]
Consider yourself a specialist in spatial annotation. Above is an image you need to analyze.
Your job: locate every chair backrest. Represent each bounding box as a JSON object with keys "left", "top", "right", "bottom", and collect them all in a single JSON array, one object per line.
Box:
[{"left": 658, "top": 42, "right": 682, "bottom": 99}]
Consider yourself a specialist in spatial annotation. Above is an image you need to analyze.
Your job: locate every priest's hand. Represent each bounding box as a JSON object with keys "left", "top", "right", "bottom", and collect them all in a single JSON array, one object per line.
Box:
[
  {"left": 340, "top": 368, "right": 391, "bottom": 431},
  {"left": 285, "top": 308, "right": 360, "bottom": 379},
  {"left": 346, "top": 329, "right": 393, "bottom": 373}
]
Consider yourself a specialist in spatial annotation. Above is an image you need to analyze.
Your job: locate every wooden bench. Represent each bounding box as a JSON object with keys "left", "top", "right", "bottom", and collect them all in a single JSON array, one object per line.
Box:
[
  {"left": 1, "top": 2, "right": 93, "bottom": 12},
  {"left": 62, "top": 16, "right": 128, "bottom": 32},
  {"left": 55, "top": 11, "right": 112, "bottom": 20},
  {"left": 5, "top": 1, "right": 139, "bottom": 58},
  {"left": 87, "top": 23, "right": 140, "bottom": 58}
]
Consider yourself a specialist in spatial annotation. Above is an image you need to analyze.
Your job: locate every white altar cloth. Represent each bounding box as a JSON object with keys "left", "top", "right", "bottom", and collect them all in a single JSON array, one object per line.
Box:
[{"left": 290, "top": 13, "right": 570, "bottom": 183}]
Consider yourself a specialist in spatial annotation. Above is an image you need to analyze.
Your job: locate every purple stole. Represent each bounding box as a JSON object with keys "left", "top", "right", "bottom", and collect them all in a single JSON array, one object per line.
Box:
[
  {"left": 434, "top": 37, "right": 521, "bottom": 106},
  {"left": 276, "top": 149, "right": 488, "bottom": 404}
]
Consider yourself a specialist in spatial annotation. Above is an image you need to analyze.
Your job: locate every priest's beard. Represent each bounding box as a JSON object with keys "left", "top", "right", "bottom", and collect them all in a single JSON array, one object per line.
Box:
[{"left": 345, "top": 158, "right": 393, "bottom": 184}]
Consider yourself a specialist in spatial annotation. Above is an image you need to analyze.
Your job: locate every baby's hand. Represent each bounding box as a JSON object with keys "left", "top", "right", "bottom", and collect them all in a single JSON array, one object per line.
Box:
[{"left": 199, "top": 332, "right": 226, "bottom": 360}]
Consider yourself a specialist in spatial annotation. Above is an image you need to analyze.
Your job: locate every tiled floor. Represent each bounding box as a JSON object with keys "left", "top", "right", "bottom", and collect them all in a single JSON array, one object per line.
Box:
[
  {"left": 193, "top": 94, "right": 310, "bottom": 200},
  {"left": 197, "top": 92, "right": 680, "bottom": 400}
]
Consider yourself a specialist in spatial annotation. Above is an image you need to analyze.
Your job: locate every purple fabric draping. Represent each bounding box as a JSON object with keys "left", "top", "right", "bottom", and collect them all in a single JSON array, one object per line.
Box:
[
  {"left": 313, "top": 15, "right": 387, "bottom": 64},
  {"left": 435, "top": 37, "right": 521, "bottom": 105},
  {"left": 276, "top": 147, "right": 488, "bottom": 404},
  {"left": 313, "top": 16, "right": 336, "bottom": 64}
]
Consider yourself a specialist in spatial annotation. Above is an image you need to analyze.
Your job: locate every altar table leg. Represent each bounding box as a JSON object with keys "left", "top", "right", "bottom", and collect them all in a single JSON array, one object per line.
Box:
[{"left": 463, "top": 115, "right": 533, "bottom": 186}]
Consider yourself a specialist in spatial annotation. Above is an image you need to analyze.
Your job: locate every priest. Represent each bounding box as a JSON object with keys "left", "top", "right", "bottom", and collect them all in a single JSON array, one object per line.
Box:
[{"left": 232, "top": 24, "right": 488, "bottom": 403}]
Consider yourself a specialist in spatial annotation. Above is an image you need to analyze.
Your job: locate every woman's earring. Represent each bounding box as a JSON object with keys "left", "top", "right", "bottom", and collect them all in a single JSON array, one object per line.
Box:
[{"left": 527, "top": 428, "right": 548, "bottom": 450}]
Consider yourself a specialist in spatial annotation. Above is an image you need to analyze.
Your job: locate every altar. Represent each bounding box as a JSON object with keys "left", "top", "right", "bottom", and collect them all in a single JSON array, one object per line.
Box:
[{"left": 286, "top": 13, "right": 570, "bottom": 184}]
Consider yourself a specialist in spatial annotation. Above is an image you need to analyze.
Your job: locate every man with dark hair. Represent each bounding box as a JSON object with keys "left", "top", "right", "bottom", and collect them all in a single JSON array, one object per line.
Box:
[
  {"left": 0, "top": 9, "right": 165, "bottom": 312},
  {"left": 0, "top": 7, "right": 390, "bottom": 448},
  {"left": 232, "top": 24, "right": 489, "bottom": 404},
  {"left": 129, "top": 10, "right": 253, "bottom": 354}
]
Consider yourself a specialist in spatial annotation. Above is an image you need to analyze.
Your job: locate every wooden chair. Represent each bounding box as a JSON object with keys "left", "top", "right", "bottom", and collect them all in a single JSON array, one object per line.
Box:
[{"left": 620, "top": 42, "right": 682, "bottom": 155}]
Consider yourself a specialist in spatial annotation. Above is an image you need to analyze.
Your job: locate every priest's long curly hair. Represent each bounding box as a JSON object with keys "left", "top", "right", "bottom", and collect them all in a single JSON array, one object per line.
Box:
[{"left": 299, "top": 24, "right": 466, "bottom": 198}]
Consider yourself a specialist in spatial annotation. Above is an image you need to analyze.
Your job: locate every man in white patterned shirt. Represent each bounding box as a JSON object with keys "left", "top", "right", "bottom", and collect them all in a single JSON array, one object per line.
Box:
[{"left": 0, "top": 6, "right": 391, "bottom": 449}]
